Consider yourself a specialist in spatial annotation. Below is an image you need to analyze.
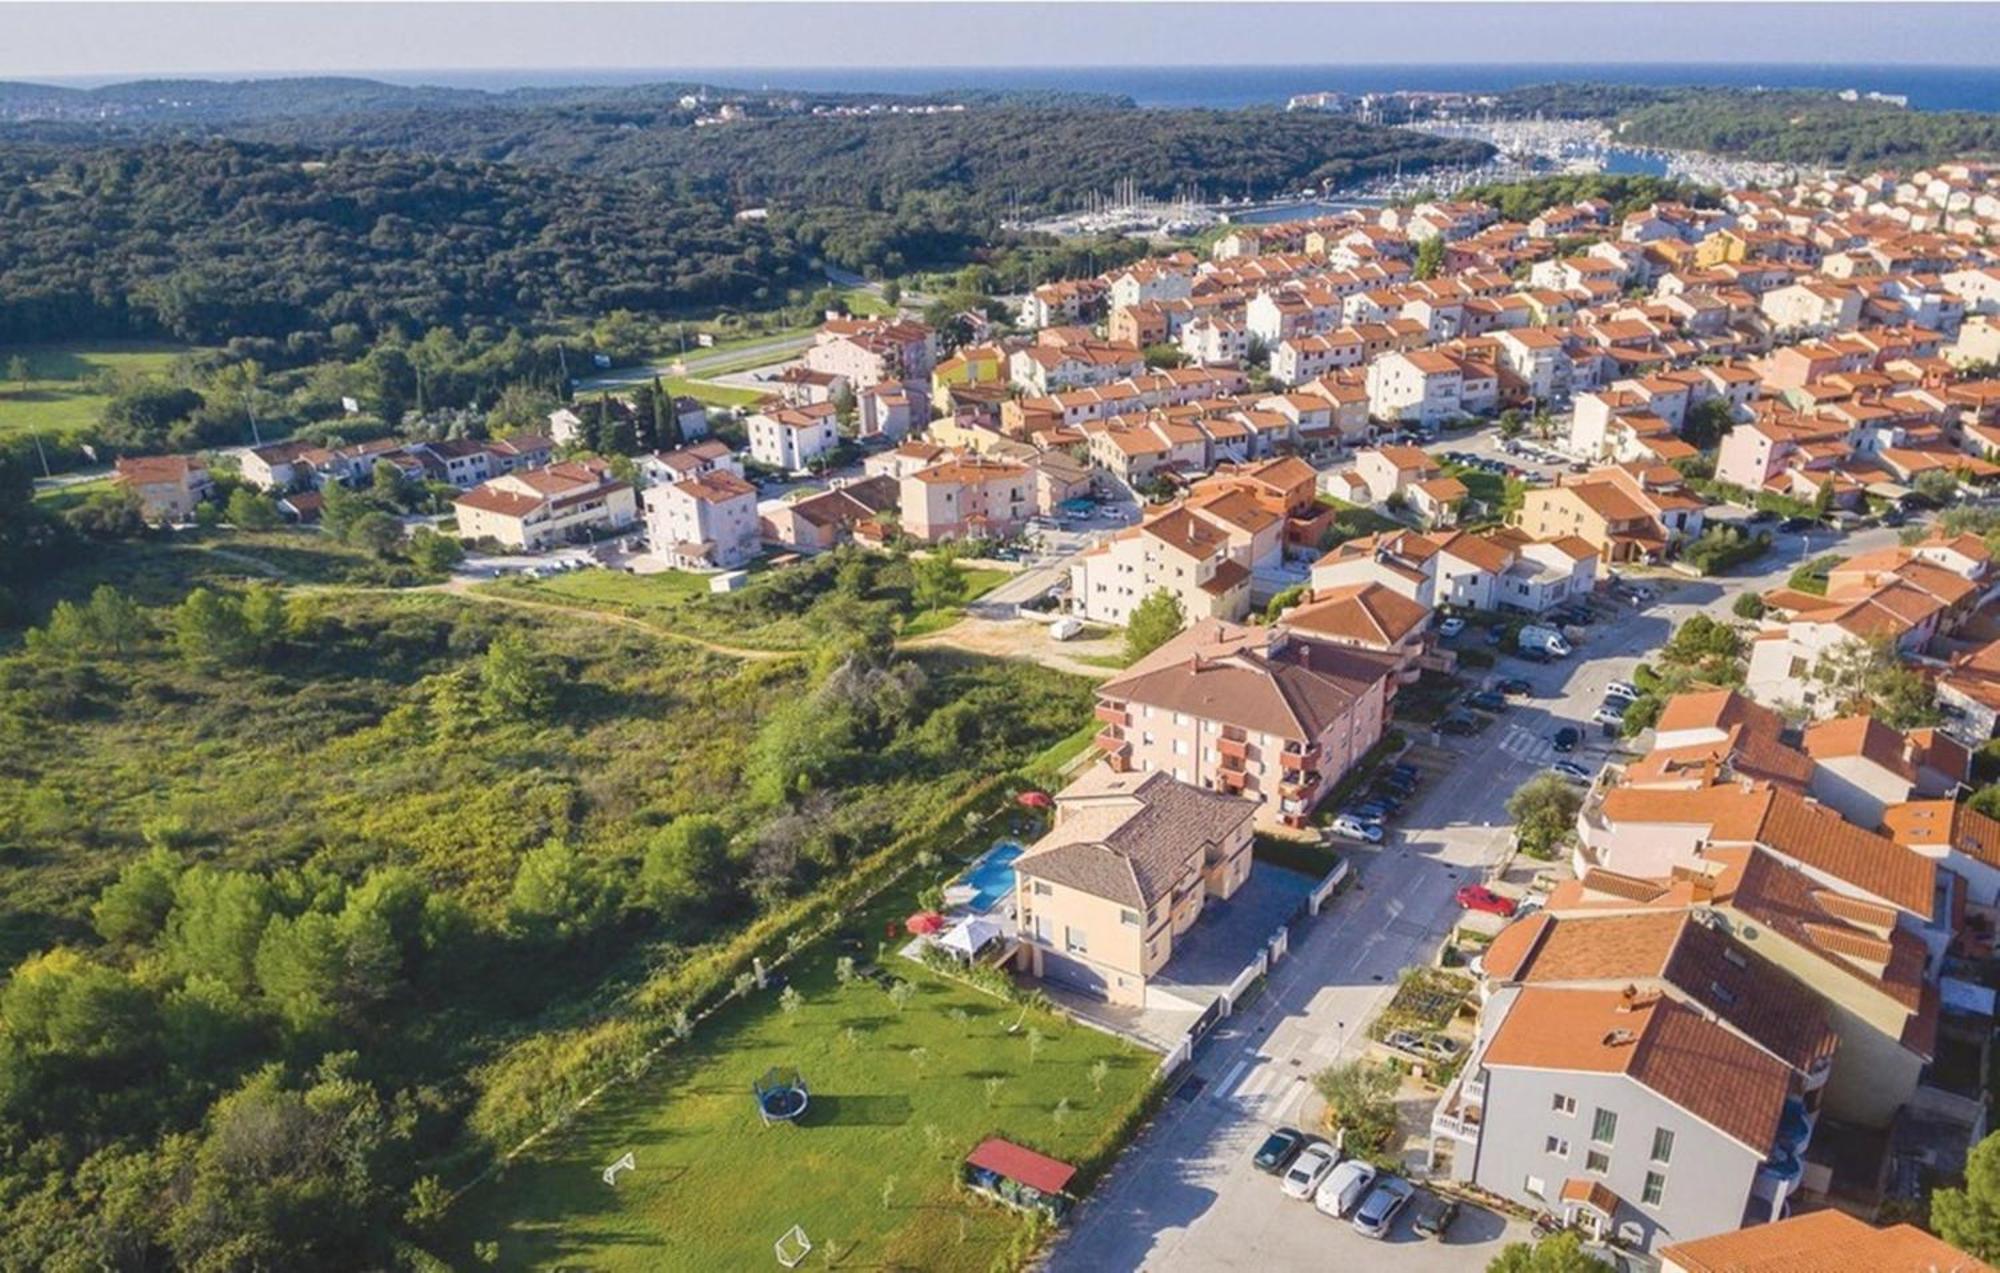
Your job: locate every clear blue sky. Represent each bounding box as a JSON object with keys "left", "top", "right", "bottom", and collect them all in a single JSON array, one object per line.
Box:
[{"left": 6, "top": 2, "right": 1997, "bottom": 82}]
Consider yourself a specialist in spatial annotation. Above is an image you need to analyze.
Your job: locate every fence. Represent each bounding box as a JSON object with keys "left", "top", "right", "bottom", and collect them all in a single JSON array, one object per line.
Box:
[
  {"left": 1267, "top": 923, "right": 1290, "bottom": 966},
  {"left": 1309, "top": 858, "right": 1351, "bottom": 915}
]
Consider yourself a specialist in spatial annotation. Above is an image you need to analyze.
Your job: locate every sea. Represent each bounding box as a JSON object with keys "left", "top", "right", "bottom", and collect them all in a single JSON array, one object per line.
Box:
[{"left": 388, "top": 62, "right": 2000, "bottom": 114}]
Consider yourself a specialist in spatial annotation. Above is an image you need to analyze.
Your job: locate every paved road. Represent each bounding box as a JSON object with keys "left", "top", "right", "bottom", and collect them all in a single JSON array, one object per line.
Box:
[
  {"left": 575, "top": 331, "right": 816, "bottom": 393},
  {"left": 1044, "top": 509, "right": 1913, "bottom": 1272}
]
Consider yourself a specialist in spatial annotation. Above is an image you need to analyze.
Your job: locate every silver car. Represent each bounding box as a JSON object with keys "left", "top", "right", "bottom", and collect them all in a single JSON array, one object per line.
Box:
[{"left": 1352, "top": 1175, "right": 1416, "bottom": 1238}]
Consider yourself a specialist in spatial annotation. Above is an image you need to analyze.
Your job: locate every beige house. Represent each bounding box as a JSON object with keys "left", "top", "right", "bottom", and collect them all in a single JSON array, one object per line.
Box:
[
  {"left": 453, "top": 459, "right": 637, "bottom": 550},
  {"left": 898, "top": 457, "right": 1033, "bottom": 543},
  {"left": 113, "top": 454, "right": 211, "bottom": 523},
  {"left": 1068, "top": 506, "right": 1253, "bottom": 628},
  {"left": 1013, "top": 768, "right": 1257, "bottom": 1006}
]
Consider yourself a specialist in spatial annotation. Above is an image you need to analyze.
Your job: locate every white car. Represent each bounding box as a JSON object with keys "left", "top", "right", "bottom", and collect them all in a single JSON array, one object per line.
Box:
[
  {"left": 1352, "top": 1176, "right": 1416, "bottom": 1238},
  {"left": 1591, "top": 705, "right": 1629, "bottom": 727},
  {"left": 1049, "top": 616, "right": 1085, "bottom": 642},
  {"left": 1330, "top": 816, "right": 1385, "bottom": 844},
  {"left": 1550, "top": 760, "right": 1595, "bottom": 785},
  {"left": 1281, "top": 1144, "right": 1339, "bottom": 1200},
  {"left": 1314, "top": 1159, "right": 1378, "bottom": 1218},
  {"left": 1438, "top": 617, "right": 1466, "bottom": 638},
  {"left": 1604, "top": 680, "right": 1640, "bottom": 702}
]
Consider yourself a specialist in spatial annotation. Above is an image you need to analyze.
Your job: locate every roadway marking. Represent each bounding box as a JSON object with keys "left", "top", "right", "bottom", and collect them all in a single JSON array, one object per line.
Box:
[
  {"left": 1215, "top": 1057, "right": 1249, "bottom": 1099},
  {"left": 1498, "top": 725, "right": 1555, "bottom": 766}
]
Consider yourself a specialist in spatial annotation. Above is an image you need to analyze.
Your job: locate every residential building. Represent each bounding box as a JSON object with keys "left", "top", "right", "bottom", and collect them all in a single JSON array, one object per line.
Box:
[
  {"left": 1011, "top": 768, "right": 1257, "bottom": 1006},
  {"left": 1092, "top": 619, "right": 1396, "bottom": 828},
  {"left": 804, "top": 317, "right": 936, "bottom": 388},
  {"left": 637, "top": 440, "right": 742, "bottom": 488},
  {"left": 759, "top": 476, "right": 899, "bottom": 553},
  {"left": 746, "top": 402, "right": 841, "bottom": 472},
  {"left": 643, "top": 469, "right": 760, "bottom": 570},
  {"left": 453, "top": 459, "right": 638, "bottom": 550},
  {"left": 1659, "top": 1208, "right": 1994, "bottom": 1273},
  {"left": 1068, "top": 506, "right": 1254, "bottom": 627},
  {"left": 1516, "top": 465, "right": 1706, "bottom": 563},
  {"left": 898, "top": 457, "right": 1034, "bottom": 543},
  {"left": 113, "top": 455, "right": 211, "bottom": 523}
]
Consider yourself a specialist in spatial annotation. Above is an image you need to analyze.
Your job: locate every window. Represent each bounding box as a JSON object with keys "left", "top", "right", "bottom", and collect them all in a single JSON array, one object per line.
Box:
[
  {"left": 1642, "top": 1171, "right": 1666, "bottom": 1207},
  {"left": 1650, "top": 1127, "right": 1675, "bottom": 1165},
  {"left": 1544, "top": 1136, "right": 1569, "bottom": 1158},
  {"left": 1032, "top": 881, "right": 1052, "bottom": 897},
  {"left": 1586, "top": 1149, "right": 1610, "bottom": 1176},
  {"left": 1064, "top": 926, "right": 1088, "bottom": 954},
  {"left": 1552, "top": 1094, "right": 1577, "bottom": 1116},
  {"left": 1120, "top": 909, "right": 1140, "bottom": 928},
  {"left": 1524, "top": 1175, "right": 1547, "bottom": 1199},
  {"left": 1591, "top": 1108, "right": 1618, "bottom": 1145}
]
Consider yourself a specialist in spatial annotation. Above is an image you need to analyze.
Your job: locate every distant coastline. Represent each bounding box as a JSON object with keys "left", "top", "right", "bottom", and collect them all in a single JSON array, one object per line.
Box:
[{"left": 24, "top": 61, "right": 1993, "bottom": 113}]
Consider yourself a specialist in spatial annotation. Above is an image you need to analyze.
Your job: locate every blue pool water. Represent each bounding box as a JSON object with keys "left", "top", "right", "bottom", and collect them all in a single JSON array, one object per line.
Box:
[{"left": 958, "top": 841, "right": 1024, "bottom": 913}]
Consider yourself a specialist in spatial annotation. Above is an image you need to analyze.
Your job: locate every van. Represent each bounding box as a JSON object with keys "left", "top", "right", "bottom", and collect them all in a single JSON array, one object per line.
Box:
[{"left": 1049, "top": 616, "right": 1085, "bottom": 642}]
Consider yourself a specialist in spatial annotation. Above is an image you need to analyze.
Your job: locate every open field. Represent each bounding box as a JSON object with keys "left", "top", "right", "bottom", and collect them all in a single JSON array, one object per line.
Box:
[
  {"left": 484, "top": 555, "right": 1011, "bottom": 650},
  {"left": 0, "top": 342, "right": 193, "bottom": 442},
  {"left": 662, "top": 375, "right": 767, "bottom": 408},
  {"left": 442, "top": 855, "right": 1154, "bottom": 1271},
  {"left": 17, "top": 527, "right": 383, "bottom": 621}
]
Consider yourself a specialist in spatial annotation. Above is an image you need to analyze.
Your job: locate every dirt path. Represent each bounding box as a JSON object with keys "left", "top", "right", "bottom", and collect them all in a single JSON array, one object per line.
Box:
[{"left": 900, "top": 614, "right": 1123, "bottom": 680}]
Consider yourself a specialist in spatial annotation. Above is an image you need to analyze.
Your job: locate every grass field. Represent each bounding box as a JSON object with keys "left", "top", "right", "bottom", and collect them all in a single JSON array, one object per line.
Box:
[
  {"left": 17, "top": 528, "right": 382, "bottom": 622},
  {"left": 0, "top": 342, "right": 193, "bottom": 442},
  {"left": 486, "top": 558, "right": 1010, "bottom": 649},
  {"left": 443, "top": 883, "right": 1154, "bottom": 1271},
  {"left": 662, "top": 376, "right": 767, "bottom": 409}
]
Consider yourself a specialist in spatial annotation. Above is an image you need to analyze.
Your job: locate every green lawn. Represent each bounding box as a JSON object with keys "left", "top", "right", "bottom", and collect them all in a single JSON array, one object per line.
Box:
[
  {"left": 17, "top": 528, "right": 382, "bottom": 622},
  {"left": 664, "top": 376, "right": 767, "bottom": 409},
  {"left": 442, "top": 903, "right": 1154, "bottom": 1271},
  {"left": 0, "top": 342, "right": 194, "bottom": 442},
  {"left": 1786, "top": 553, "right": 1846, "bottom": 597},
  {"left": 1315, "top": 495, "right": 1403, "bottom": 539},
  {"left": 487, "top": 559, "right": 1011, "bottom": 650},
  {"left": 32, "top": 475, "right": 116, "bottom": 514}
]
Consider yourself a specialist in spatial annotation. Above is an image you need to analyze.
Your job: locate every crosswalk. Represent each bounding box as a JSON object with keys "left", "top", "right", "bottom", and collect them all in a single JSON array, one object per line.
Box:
[
  {"left": 1497, "top": 724, "right": 1556, "bottom": 767},
  {"left": 1218, "top": 1056, "right": 1313, "bottom": 1124}
]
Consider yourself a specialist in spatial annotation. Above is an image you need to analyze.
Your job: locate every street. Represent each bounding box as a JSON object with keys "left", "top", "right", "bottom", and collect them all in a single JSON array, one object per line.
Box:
[{"left": 1044, "top": 509, "right": 1911, "bottom": 1272}]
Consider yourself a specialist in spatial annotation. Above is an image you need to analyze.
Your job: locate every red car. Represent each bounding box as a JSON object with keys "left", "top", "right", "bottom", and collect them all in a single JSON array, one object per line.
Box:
[{"left": 1456, "top": 885, "right": 1518, "bottom": 917}]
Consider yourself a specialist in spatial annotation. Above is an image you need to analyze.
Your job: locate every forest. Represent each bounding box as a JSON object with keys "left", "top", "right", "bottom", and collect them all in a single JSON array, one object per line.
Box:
[{"left": 0, "top": 570, "right": 1096, "bottom": 1268}]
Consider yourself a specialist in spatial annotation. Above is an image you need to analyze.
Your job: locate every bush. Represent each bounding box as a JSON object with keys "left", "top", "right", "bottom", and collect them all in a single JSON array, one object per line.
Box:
[{"left": 1732, "top": 593, "right": 1766, "bottom": 620}]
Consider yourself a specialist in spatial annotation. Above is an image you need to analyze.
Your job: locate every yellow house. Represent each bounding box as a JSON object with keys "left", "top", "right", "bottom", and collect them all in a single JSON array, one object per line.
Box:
[
  {"left": 1694, "top": 228, "right": 1750, "bottom": 269},
  {"left": 930, "top": 344, "right": 1006, "bottom": 397},
  {"left": 1013, "top": 768, "right": 1257, "bottom": 1006}
]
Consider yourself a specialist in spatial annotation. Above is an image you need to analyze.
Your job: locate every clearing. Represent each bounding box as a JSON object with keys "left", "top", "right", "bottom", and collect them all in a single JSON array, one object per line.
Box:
[{"left": 0, "top": 341, "right": 194, "bottom": 443}]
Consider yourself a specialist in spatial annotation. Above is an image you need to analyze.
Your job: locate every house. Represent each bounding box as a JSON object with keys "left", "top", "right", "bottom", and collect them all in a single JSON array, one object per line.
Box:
[
  {"left": 643, "top": 469, "right": 760, "bottom": 571},
  {"left": 898, "top": 457, "right": 1033, "bottom": 543},
  {"left": 1011, "top": 768, "right": 1257, "bottom": 1006},
  {"left": 1366, "top": 349, "right": 1468, "bottom": 425},
  {"left": 1353, "top": 444, "right": 1445, "bottom": 507},
  {"left": 1271, "top": 582, "right": 1433, "bottom": 673},
  {"left": 1516, "top": 466, "right": 1706, "bottom": 564},
  {"left": 759, "top": 477, "right": 899, "bottom": 553},
  {"left": 452, "top": 459, "right": 638, "bottom": 550},
  {"left": 1659, "top": 1208, "right": 1993, "bottom": 1273},
  {"left": 1068, "top": 506, "right": 1254, "bottom": 628},
  {"left": 113, "top": 455, "right": 211, "bottom": 523},
  {"left": 746, "top": 402, "right": 841, "bottom": 472},
  {"left": 637, "top": 440, "right": 742, "bottom": 488},
  {"left": 1800, "top": 715, "right": 1967, "bottom": 827},
  {"left": 804, "top": 317, "right": 936, "bottom": 388},
  {"left": 1438, "top": 984, "right": 1799, "bottom": 1252},
  {"left": 1092, "top": 619, "right": 1396, "bottom": 828},
  {"left": 238, "top": 440, "right": 317, "bottom": 491}
]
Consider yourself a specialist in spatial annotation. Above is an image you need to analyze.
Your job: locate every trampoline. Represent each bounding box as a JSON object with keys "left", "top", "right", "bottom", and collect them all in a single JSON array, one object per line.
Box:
[{"left": 754, "top": 1066, "right": 810, "bottom": 1125}]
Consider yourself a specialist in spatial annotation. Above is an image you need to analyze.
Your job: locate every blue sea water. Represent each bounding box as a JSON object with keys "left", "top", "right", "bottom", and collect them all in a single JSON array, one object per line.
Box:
[{"left": 399, "top": 62, "right": 2000, "bottom": 114}]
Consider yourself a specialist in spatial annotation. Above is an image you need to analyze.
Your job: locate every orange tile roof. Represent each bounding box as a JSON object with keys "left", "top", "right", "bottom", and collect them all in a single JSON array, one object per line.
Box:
[{"left": 1658, "top": 1208, "right": 1994, "bottom": 1273}]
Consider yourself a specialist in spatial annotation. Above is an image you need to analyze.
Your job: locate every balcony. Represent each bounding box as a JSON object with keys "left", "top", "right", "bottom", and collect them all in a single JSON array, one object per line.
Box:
[
  {"left": 1280, "top": 743, "right": 1321, "bottom": 772},
  {"left": 1217, "top": 769, "right": 1247, "bottom": 792},
  {"left": 1218, "top": 734, "right": 1250, "bottom": 762},
  {"left": 1095, "top": 730, "right": 1131, "bottom": 770},
  {"left": 1095, "top": 702, "right": 1130, "bottom": 729},
  {"left": 1280, "top": 772, "right": 1320, "bottom": 800}
]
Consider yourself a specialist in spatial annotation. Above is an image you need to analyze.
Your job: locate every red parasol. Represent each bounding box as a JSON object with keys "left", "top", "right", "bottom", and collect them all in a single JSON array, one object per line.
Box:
[
  {"left": 1017, "top": 791, "right": 1053, "bottom": 809},
  {"left": 906, "top": 911, "right": 946, "bottom": 935}
]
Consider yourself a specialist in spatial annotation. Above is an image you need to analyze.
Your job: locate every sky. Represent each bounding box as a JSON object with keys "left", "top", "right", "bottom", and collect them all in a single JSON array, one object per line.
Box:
[{"left": 5, "top": 2, "right": 1999, "bottom": 83}]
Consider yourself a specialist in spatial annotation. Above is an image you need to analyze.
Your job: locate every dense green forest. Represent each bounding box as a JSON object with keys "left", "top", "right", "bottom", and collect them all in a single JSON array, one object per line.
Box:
[
  {"left": 0, "top": 139, "right": 817, "bottom": 344},
  {"left": 1493, "top": 81, "right": 2000, "bottom": 167},
  {"left": 0, "top": 565, "right": 1094, "bottom": 1268},
  {"left": 1454, "top": 173, "right": 1721, "bottom": 222}
]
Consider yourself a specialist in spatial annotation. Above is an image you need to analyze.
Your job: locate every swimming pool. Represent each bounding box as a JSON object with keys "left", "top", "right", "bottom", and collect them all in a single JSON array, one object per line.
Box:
[{"left": 956, "top": 840, "right": 1024, "bottom": 913}]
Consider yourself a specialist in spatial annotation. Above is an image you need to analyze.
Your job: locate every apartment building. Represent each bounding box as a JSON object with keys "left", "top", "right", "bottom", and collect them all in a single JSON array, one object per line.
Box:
[
  {"left": 642, "top": 469, "right": 760, "bottom": 570},
  {"left": 898, "top": 456, "right": 1033, "bottom": 543},
  {"left": 453, "top": 459, "right": 638, "bottom": 550},
  {"left": 746, "top": 402, "right": 841, "bottom": 472},
  {"left": 1010, "top": 768, "right": 1256, "bottom": 1006},
  {"left": 113, "top": 454, "right": 212, "bottom": 523},
  {"left": 1091, "top": 619, "right": 1395, "bottom": 828},
  {"left": 804, "top": 317, "right": 936, "bottom": 388},
  {"left": 1516, "top": 465, "right": 1706, "bottom": 563},
  {"left": 1068, "top": 506, "right": 1254, "bottom": 628}
]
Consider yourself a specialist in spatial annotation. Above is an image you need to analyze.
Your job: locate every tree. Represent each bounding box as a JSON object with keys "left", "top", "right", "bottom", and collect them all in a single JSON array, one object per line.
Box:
[
  {"left": 163, "top": 867, "right": 274, "bottom": 993},
  {"left": 506, "top": 841, "right": 613, "bottom": 942},
  {"left": 1125, "top": 589, "right": 1186, "bottom": 663},
  {"left": 1662, "top": 613, "right": 1739, "bottom": 664},
  {"left": 1916, "top": 468, "right": 1962, "bottom": 506},
  {"left": 1311, "top": 1058, "right": 1399, "bottom": 1155},
  {"left": 6, "top": 354, "right": 28, "bottom": 395},
  {"left": 881, "top": 280, "right": 903, "bottom": 305},
  {"left": 1732, "top": 592, "right": 1766, "bottom": 620},
  {"left": 1811, "top": 636, "right": 1937, "bottom": 728},
  {"left": 1681, "top": 397, "right": 1737, "bottom": 451},
  {"left": 1936, "top": 1133, "right": 2000, "bottom": 1264},
  {"left": 1972, "top": 785, "right": 2000, "bottom": 821},
  {"left": 171, "top": 588, "right": 252, "bottom": 665},
  {"left": 640, "top": 815, "right": 733, "bottom": 919},
  {"left": 1413, "top": 236, "right": 1444, "bottom": 280},
  {"left": 911, "top": 553, "right": 968, "bottom": 614},
  {"left": 1264, "top": 584, "right": 1306, "bottom": 623},
  {"left": 1486, "top": 1232, "right": 1606, "bottom": 1273},
  {"left": 92, "top": 846, "right": 182, "bottom": 945},
  {"left": 479, "top": 632, "right": 555, "bottom": 720},
  {"left": 345, "top": 510, "right": 404, "bottom": 559},
  {"left": 407, "top": 528, "right": 464, "bottom": 575},
  {"left": 1507, "top": 772, "right": 1583, "bottom": 857},
  {"left": 1619, "top": 693, "right": 1664, "bottom": 739},
  {"left": 225, "top": 487, "right": 279, "bottom": 530}
]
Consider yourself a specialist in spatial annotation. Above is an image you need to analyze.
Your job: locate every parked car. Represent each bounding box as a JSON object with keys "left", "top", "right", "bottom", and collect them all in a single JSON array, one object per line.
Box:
[
  {"left": 1550, "top": 760, "right": 1595, "bottom": 785},
  {"left": 1353, "top": 1176, "right": 1417, "bottom": 1238},
  {"left": 1746, "top": 508, "right": 1778, "bottom": 525},
  {"left": 1384, "top": 1030, "right": 1463, "bottom": 1063},
  {"left": 1253, "top": 1127, "right": 1306, "bottom": 1174},
  {"left": 1465, "top": 690, "right": 1507, "bottom": 712},
  {"left": 1281, "top": 1144, "right": 1340, "bottom": 1200},
  {"left": 1552, "top": 726, "right": 1580, "bottom": 753},
  {"left": 1314, "top": 1159, "right": 1378, "bottom": 1218},
  {"left": 1604, "top": 680, "right": 1639, "bottom": 702},
  {"left": 1457, "top": 883, "right": 1518, "bottom": 917},
  {"left": 1364, "top": 787, "right": 1405, "bottom": 811},
  {"left": 1349, "top": 801, "right": 1395, "bottom": 822},
  {"left": 1330, "top": 816, "right": 1385, "bottom": 844},
  {"left": 1592, "top": 704, "right": 1629, "bottom": 728},
  {"left": 1438, "top": 616, "right": 1466, "bottom": 638},
  {"left": 1049, "top": 616, "right": 1085, "bottom": 642},
  {"left": 1882, "top": 508, "right": 1908, "bottom": 527},
  {"left": 1485, "top": 624, "right": 1507, "bottom": 646},
  {"left": 1779, "top": 516, "right": 1814, "bottom": 533},
  {"left": 1499, "top": 677, "right": 1534, "bottom": 697},
  {"left": 1377, "top": 771, "right": 1419, "bottom": 794},
  {"left": 1438, "top": 712, "right": 1482, "bottom": 736},
  {"left": 1409, "top": 1190, "right": 1461, "bottom": 1239}
]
